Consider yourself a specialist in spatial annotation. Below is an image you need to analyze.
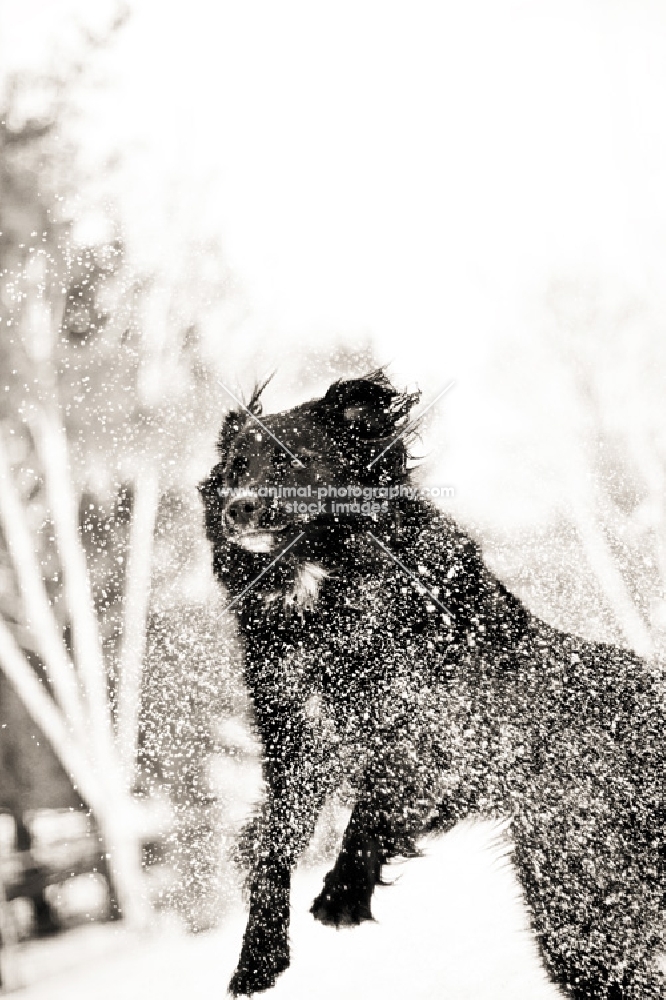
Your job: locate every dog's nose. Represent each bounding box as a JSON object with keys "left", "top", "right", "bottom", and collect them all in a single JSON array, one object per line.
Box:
[{"left": 226, "top": 496, "right": 261, "bottom": 529}]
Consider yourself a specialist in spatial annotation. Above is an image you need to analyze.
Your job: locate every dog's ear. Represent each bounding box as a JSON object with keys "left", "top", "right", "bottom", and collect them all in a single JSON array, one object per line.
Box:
[
  {"left": 216, "top": 409, "right": 245, "bottom": 462},
  {"left": 216, "top": 374, "right": 275, "bottom": 461},
  {"left": 318, "top": 371, "right": 420, "bottom": 440},
  {"left": 246, "top": 372, "right": 275, "bottom": 418}
]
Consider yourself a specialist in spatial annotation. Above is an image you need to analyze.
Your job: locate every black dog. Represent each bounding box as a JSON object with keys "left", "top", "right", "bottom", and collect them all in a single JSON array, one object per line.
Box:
[{"left": 200, "top": 371, "right": 666, "bottom": 999}]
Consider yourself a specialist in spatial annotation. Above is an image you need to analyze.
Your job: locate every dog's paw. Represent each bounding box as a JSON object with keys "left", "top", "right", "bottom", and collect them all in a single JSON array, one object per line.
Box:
[
  {"left": 310, "top": 879, "right": 374, "bottom": 927},
  {"left": 228, "top": 951, "right": 289, "bottom": 997}
]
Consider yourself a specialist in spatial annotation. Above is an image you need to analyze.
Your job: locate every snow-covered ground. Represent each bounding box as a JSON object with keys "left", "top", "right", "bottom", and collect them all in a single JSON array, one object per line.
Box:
[{"left": 13, "top": 821, "right": 560, "bottom": 1000}]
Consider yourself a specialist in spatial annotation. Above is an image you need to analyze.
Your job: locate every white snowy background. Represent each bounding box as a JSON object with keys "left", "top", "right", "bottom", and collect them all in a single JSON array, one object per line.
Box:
[{"left": 1, "top": 1, "right": 666, "bottom": 997}]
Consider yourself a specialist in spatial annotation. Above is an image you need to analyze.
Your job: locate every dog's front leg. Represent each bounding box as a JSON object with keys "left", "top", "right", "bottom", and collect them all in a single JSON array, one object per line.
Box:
[
  {"left": 311, "top": 743, "right": 424, "bottom": 928},
  {"left": 310, "top": 795, "right": 383, "bottom": 927},
  {"left": 229, "top": 709, "right": 330, "bottom": 997},
  {"left": 229, "top": 833, "right": 291, "bottom": 996}
]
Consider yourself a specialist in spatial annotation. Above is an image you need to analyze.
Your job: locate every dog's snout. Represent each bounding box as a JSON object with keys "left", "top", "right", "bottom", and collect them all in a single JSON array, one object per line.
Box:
[{"left": 226, "top": 496, "right": 262, "bottom": 529}]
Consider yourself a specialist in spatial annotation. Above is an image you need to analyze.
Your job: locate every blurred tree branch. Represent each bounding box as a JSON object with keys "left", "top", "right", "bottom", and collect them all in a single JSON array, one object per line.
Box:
[
  {"left": 544, "top": 278, "right": 666, "bottom": 656},
  {"left": 0, "top": 429, "right": 87, "bottom": 735},
  {"left": 0, "top": 617, "right": 103, "bottom": 817}
]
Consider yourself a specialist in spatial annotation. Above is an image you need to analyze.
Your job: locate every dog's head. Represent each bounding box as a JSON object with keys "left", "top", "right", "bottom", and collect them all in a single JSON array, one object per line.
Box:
[{"left": 199, "top": 370, "right": 421, "bottom": 561}]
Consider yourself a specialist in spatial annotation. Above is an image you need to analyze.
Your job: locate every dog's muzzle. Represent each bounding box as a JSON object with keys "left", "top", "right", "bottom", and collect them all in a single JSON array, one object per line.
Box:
[
  {"left": 224, "top": 495, "right": 263, "bottom": 531},
  {"left": 223, "top": 496, "right": 290, "bottom": 553}
]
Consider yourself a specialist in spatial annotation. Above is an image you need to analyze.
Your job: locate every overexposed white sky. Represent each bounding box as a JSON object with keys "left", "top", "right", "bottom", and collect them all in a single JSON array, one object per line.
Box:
[{"left": 2, "top": 0, "right": 666, "bottom": 525}]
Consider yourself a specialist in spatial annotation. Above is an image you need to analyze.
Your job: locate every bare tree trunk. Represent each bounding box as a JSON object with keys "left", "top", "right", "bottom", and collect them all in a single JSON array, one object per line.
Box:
[
  {"left": 29, "top": 405, "right": 151, "bottom": 928},
  {"left": 0, "top": 616, "right": 148, "bottom": 928},
  {"left": 29, "top": 408, "right": 114, "bottom": 758},
  {"left": 117, "top": 463, "right": 160, "bottom": 789},
  {"left": 0, "top": 618, "right": 104, "bottom": 815},
  {"left": 0, "top": 431, "right": 86, "bottom": 737}
]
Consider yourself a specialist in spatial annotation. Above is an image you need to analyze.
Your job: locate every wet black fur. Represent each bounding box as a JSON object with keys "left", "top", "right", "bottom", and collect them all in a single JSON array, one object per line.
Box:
[{"left": 200, "top": 372, "right": 666, "bottom": 998}]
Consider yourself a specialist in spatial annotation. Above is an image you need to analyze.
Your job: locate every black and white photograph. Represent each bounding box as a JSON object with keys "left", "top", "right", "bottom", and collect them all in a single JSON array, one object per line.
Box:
[{"left": 1, "top": 2, "right": 666, "bottom": 997}]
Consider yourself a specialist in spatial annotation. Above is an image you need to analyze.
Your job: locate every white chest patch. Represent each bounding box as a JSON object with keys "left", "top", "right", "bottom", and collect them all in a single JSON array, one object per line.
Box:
[
  {"left": 286, "top": 561, "right": 329, "bottom": 610},
  {"left": 304, "top": 692, "right": 323, "bottom": 721}
]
